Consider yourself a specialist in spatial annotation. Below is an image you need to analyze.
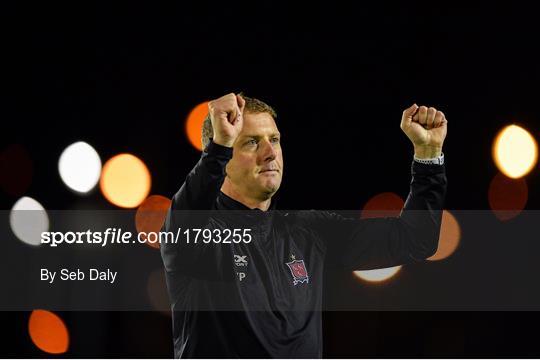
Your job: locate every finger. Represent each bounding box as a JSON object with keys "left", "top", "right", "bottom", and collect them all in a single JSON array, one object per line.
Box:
[
  {"left": 441, "top": 116, "right": 448, "bottom": 129},
  {"left": 426, "top": 107, "right": 436, "bottom": 129},
  {"left": 433, "top": 111, "right": 444, "bottom": 128},
  {"left": 228, "top": 106, "right": 238, "bottom": 125},
  {"left": 416, "top": 106, "right": 428, "bottom": 126},
  {"left": 235, "top": 94, "right": 246, "bottom": 124},
  {"left": 225, "top": 93, "right": 238, "bottom": 124},
  {"left": 237, "top": 94, "right": 246, "bottom": 114},
  {"left": 400, "top": 103, "right": 418, "bottom": 129}
]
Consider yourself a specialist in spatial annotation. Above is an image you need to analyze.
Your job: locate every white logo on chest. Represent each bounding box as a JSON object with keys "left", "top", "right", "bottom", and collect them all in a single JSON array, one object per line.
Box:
[
  {"left": 234, "top": 254, "right": 248, "bottom": 282},
  {"left": 234, "top": 255, "right": 248, "bottom": 266}
]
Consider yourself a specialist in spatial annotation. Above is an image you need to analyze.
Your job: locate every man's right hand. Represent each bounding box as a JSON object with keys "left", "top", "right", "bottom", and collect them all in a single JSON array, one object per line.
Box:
[{"left": 208, "top": 93, "right": 246, "bottom": 148}]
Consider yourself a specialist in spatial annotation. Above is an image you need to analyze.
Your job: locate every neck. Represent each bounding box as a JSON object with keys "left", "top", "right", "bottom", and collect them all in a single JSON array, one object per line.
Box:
[{"left": 221, "top": 180, "right": 272, "bottom": 211}]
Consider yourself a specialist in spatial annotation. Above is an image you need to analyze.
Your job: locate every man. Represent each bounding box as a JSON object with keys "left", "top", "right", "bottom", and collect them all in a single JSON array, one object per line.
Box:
[{"left": 161, "top": 93, "right": 447, "bottom": 358}]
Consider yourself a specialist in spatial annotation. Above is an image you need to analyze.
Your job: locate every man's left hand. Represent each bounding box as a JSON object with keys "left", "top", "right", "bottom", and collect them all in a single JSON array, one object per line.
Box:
[{"left": 400, "top": 104, "right": 448, "bottom": 159}]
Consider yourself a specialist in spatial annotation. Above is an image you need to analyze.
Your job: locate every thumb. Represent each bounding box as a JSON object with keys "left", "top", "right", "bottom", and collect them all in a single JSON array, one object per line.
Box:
[{"left": 401, "top": 103, "right": 418, "bottom": 128}]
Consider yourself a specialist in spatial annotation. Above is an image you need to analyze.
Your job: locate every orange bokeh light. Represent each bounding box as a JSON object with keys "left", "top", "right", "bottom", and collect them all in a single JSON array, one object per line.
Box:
[
  {"left": 28, "top": 310, "right": 69, "bottom": 354},
  {"left": 100, "top": 153, "right": 151, "bottom": 208},
  {"left": 361, "top": 192, "right": 404, "bottom": 219},
  {"left": 185, "top": 101, "right": 209, "bottom": 151},
  {"left": 135, "top": 195, "right": 172, "bottom": 249},
  {"left": 147, "top": 268, "right": 172, "bottom": 316},
  {"left": 488, "top": 172, "right": 528, "bottom": 221},
  {"left": 428, "top": 210, "right": 461, "bottom": 261}
]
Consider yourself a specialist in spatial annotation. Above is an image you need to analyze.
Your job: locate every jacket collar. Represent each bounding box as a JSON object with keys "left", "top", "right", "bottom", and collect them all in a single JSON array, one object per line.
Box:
[
  {"left": 215, "top": 191, "right": 279, "bottom": 233},
  {"left": 218, "top": 191, "right": 278, "bottom": 211}
]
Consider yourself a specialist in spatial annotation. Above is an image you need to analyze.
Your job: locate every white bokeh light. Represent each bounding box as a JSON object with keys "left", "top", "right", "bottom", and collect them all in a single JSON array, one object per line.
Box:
[
  {"left": 10, "top": 196, "right": 49, "bottom": 246},
  {"left": 493, "top": 125, "right": 538, "bottom": 179},
  {"left": 58, "top": 141, "right": 101, "bottom": 193},
  {"left": 353, "top": 266, "right": 402, "bottom": 283}
]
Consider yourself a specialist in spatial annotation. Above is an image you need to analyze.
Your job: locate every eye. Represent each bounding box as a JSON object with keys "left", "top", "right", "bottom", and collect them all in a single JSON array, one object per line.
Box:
[
  {"left": 271, "top": 137, "right": 280, "bottom": 144},
  {"left": 246, "top": 139, "right": 258, "bottom": 146}
]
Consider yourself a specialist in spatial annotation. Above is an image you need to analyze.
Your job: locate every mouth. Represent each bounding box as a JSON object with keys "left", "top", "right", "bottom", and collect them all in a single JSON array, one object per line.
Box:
[{"left": 259, "top": 169, "right": 279, "bottom": 174}]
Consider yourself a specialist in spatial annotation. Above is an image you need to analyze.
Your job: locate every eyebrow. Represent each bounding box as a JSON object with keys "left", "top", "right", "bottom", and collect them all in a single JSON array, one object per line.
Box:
[{"left": 240, "top": 132, "right": 281, "bottom": 139}]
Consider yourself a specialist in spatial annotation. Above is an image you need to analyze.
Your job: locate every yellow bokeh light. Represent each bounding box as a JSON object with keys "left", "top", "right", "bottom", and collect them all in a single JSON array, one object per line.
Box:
[
  {"left": 428, "top": 210, "right": 461, "bottom": 261},
  {"left": 353, "top": 266, "right": 402, "bottom": 283},
  {"left": 100, "top": 154, "right": 151, "bottom": 208},
  {"left": 493, "top": 124, "right": 538, "bottom": 178}
]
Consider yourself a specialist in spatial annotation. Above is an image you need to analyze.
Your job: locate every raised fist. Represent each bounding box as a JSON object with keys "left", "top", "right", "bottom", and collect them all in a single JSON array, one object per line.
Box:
[
  {"left": 400, "top": 104, "right": 448, "bottom": 158},
  {"left": 208, "top": 93, "right": 246, "bottom": 147}
]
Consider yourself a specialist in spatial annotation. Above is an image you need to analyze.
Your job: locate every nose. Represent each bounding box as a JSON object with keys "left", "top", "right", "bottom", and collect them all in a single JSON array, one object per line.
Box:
[{"left": 260, "top": 139, "right": 277, "bottom": 163}]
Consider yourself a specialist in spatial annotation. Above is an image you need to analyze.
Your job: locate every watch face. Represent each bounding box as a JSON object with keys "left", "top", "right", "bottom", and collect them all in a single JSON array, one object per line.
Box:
[{"left": 438, "top": 154, "right": 444, "bottom": 165}]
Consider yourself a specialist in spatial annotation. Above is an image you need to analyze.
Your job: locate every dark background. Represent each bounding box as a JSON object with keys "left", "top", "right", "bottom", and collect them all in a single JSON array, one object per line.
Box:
[{"left": 1, "top": 2, "right": 539, "bottom": 358}]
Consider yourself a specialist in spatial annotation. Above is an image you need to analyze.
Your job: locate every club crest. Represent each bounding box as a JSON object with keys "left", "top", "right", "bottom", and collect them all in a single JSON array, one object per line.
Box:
[{"left": 285, "top": 259, "right": 309, "bottom": 285}]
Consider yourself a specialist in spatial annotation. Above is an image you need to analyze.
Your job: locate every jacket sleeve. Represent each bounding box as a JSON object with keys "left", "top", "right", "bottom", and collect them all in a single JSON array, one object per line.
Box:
[
  {"left": 302, "top": 160, "right": 447, "bottom": 271},
  {"left": 160, "top": 141, "right": 232, "bottom": 274},
  {"left": 169, "top": 141, "right": 232, "bottom": 211}
]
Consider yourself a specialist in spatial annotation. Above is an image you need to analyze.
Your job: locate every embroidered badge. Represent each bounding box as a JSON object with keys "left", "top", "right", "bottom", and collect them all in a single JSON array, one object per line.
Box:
[{"left": 285, "top": 259, "right": 309, "bottom": 285}]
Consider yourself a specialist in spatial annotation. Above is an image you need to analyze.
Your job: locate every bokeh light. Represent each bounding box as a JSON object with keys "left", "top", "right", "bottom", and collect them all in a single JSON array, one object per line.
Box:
[
  {"left": 185, "top": 101, "right": 209, "bottom": 151},
  {"left": 58, "top": 141, "right": 101, "bottom": 193},
  {"left": 361, "top": 192, "right": 404, "bottom": 219},
  {"left": 353, "top": 266, "right": 402, "bottom": 283},
  {"left": 492, "top": 124, "right": 538, "bottom": 178},
  {"left": 10, "top": 196, "right": 49, "bottom": 246},
  {"left": 147, "top": 269, "right": 171, "bottom": 316},
  {"left": 0, "top": 144, "right": 33, "bottom": 197},
  {"left": 428, "top": 210, "right": 461, "bottom": 261},
  {"left": 488, "top": 172, "right": 528, "bottom": 221},
  {"left": 100, "top": 154, "right": 151, "bottom": 208},
  {"left": 135, "top": 195, "right": 172, "bottom": 249},
  {"left": 28, "top": 310, "right": 69, "bottom": 354},
  {"left": 354, "top": 192, "right": 404, "bottom": 282}
]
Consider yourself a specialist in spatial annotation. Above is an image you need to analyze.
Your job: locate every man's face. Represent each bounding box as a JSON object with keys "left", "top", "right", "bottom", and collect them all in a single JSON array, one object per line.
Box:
[{"left": 226, "top": 112, "right": 283, "bottom": 200}]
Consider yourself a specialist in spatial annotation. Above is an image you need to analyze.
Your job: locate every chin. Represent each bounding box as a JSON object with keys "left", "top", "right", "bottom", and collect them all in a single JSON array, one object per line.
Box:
[
  {"left": 258, "top": 180, "right": 280, "bottom": 194},
  {"left": 265, "top": 183, "right": 281, "bottom": 195}
]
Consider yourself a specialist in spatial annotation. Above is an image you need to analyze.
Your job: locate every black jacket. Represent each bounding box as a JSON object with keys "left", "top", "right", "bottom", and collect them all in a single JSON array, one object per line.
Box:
[{"left": 161, "top": 141, "right": 447, "bottom": 358}]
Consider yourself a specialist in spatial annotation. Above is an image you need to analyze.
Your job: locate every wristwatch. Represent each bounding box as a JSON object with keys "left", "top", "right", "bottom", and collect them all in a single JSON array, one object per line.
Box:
[{"left": 414, "top": 152, "right": 444, "bottom": 165}]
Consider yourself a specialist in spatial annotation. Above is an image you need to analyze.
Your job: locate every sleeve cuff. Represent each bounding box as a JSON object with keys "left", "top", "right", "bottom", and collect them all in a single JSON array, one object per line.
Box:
[
  {"left": 412, "top": 159, "right": 446, "bottom": 175},
  {"left": 204, "top": 140, "right": 234, "bottom": 159}
]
